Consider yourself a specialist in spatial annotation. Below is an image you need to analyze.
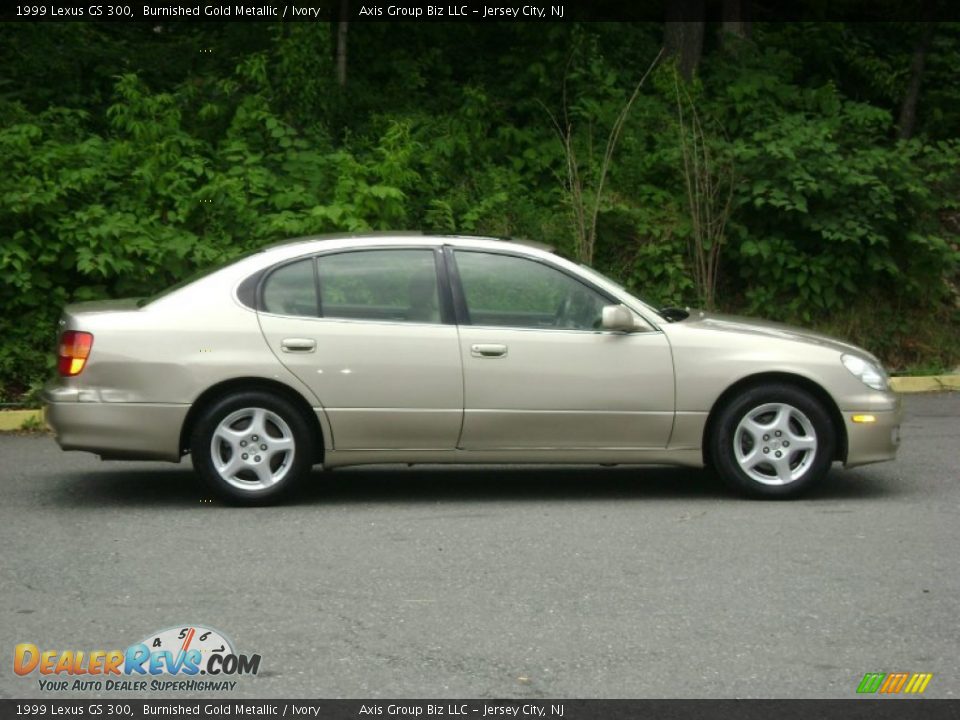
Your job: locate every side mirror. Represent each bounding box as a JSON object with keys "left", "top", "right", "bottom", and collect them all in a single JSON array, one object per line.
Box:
[
  {"left": 601, "top": 304, "right": 640, "bottom": 332},
  {"left": 659, "top": 306, "right": 690, "bottom": 322}
]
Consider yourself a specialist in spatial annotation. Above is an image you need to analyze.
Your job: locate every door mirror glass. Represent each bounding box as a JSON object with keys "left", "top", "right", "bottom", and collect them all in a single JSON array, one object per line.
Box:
[{"left": 601, "top": 304, "right": 639, "bottom": 332}]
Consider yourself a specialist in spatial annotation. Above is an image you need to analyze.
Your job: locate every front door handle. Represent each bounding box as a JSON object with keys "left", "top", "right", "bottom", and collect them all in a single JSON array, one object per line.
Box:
[
  {"left": 281, "top": 338, "right": 316, "bottom": 353},
  {"left": 471, "top": 343, "right": 508, "bottom": 358}
]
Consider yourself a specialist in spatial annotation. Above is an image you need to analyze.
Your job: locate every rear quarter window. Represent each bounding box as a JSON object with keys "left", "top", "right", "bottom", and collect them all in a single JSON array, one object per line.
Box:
[{"left": 261, "top": 258, "right": 318, "bottom": 317}]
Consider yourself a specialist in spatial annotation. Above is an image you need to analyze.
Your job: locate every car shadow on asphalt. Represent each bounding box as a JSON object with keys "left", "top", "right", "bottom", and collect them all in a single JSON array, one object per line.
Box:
[{"left": 48, "top": 463, "right": 898, "bottom": 508}]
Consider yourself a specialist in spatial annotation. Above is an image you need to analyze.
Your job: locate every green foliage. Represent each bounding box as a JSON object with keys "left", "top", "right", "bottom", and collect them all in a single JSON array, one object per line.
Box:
[
  {"left": 19, "top": 413, "right": 45, "bottom": 432},
  {"left": 0, "top": 62, "right": 420, "bottom": 398},
  {"left": 0, "top": 21, "right": 959, "bottom": 399},
  {"left": 705, "top": 42, "right": 960, "bottom": 323}
]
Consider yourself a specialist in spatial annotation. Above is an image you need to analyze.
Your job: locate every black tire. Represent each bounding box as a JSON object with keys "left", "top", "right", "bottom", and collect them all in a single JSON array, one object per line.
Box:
[
  {"left": 710, "top": 383, "right": 836, "bottom": 499},
  {"left": 191, "top": 390, "right": 314, "bottom": 505}
]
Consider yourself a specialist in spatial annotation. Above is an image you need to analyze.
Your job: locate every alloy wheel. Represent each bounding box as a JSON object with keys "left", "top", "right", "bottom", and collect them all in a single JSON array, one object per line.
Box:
[
  {"left": 733, "top": 402, "right": 818, "bottom": 486},
  {"left": 209, "top": 407, "right": 296, "bottom": 492}
]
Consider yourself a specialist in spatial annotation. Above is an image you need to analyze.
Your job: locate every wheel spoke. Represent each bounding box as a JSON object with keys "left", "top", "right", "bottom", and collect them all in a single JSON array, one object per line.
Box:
[
  {"left": 772, "top": 456, "right": 793, "bottom": 484},
  {"left": 214, "top": 425, "right": 245, "bottom": 447},
  {"left": 788, "top": 434, "right": 816, "bottom": 451},
  {"left": 217, "top": 453, "right": 245, "bottom": 479},
  {"left": 248, "top": 408, "right": 268, "bottom": 439},
  {"left": 252, "top": 461, "right": 275, "bottom": 487},
  {"left": 738, "top": 445, "right": 764, "bottom": 469},
  {"left": 269, "top": 436, "right": 293, "bottom": 451},
  {"left": 773, "top": 405, "right": 792, "bottom": 434},
  {"left": 741, "top": 418, "right": 769, "bottom": 442}
]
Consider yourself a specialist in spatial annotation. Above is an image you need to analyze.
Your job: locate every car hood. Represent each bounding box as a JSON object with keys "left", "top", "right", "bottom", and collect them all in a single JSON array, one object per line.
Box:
[{"left": 674, "top": 310, "right": 875, "bottom": 360}]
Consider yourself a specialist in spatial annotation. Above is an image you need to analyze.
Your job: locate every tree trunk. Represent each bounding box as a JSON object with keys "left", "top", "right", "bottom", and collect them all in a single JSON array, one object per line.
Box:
[
  {"left": 664, "top": 0, "right": 705, "bottom": 81},
  {"left": 897, "top": 18, "right": 936, "bottom": 140},
  {"left": 721, "top": 0, "right": 751, "bottom": 45},
  {"left": 336, "top": 0, "right": 349, "bottom": 88}
]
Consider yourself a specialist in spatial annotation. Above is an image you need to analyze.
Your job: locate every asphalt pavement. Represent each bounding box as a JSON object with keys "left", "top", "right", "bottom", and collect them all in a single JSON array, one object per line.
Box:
[{"left": 1, "top": 393, "right": 957, "bottom": 699}]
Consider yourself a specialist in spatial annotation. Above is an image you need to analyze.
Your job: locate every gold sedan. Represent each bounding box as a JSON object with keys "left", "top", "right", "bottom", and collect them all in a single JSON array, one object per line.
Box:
[{"left": 44, "top": 234, "right": 901, "bottom": 503}]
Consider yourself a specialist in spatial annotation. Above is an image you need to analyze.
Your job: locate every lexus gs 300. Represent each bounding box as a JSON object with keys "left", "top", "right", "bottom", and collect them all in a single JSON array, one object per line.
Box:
[{"left": 44, "top": 233, "right": 901, "bottom": 503}]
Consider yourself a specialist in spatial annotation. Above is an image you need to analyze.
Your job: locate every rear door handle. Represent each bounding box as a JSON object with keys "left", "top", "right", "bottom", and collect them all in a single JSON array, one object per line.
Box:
[
  {"left": 281, "top": 338, "right": 316, "bottom": 353},
  {"left": 471, "top": 343, "right": 508, "bottom": 358}
]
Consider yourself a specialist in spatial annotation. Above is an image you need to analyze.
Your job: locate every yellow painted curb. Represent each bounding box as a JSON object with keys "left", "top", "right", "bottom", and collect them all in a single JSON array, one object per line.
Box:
[
  {"left": 0, "top": 409, "right": 45, "bottom": 431},
  {"left": 890, "top": 375, "right": 960, "bottom": 393}
]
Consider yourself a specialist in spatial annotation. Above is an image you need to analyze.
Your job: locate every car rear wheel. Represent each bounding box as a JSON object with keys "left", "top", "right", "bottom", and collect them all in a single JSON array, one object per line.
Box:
[
  {"left": 711, "top": 384, "right": 836, "bottom": 498},
  {"left": 191, "top": 391, "right": 313, "bottom": 504}
]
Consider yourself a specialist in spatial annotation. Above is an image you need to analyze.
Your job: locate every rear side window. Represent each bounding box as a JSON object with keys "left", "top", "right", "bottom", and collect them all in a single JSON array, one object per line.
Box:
[
  {"left": 317, "top": 249, "right": 441, "bottom": 324},
  {"left": 262, "top": 258, "right": 318, "bottom": 316}
]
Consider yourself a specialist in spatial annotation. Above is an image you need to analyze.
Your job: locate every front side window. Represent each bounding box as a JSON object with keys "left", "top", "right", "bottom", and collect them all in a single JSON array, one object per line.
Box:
[
  {"left": 261, "top": 258, "right": 318, "bottom": 317},
  {"left": 454, "top": 251, "right": 609, "bottom": 330},
  {"left": 317, "top": 249, "right": 441, "bottom": 324}
]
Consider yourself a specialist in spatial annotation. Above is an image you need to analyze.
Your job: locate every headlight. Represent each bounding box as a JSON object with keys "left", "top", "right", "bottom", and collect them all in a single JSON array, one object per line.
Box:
[{"left": 841, "top": 354, "right": 889, "bottom": 391}]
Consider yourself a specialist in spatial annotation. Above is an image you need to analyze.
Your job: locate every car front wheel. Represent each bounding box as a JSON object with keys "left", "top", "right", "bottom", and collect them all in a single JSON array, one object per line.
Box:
[
  {"left": 191, "top": 391, "right": 313, "bottom": 504},
  {"left": 711, "top": 384, "right": 836, "bottom": 498}
]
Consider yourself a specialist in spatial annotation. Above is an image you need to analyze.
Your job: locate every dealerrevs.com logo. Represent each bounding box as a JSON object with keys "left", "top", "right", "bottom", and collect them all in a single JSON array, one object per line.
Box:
[{"left": 14, "top": 625, "right": 261, "bottom": 692}]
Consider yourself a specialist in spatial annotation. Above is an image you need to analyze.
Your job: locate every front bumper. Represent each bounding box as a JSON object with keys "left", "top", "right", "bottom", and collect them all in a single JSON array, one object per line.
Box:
[
  {"left": 842, "top": 397, "right": 902, "bottom": 468},
  {"left": 44, "top": 390, "right": 188, "bottom": 462}
]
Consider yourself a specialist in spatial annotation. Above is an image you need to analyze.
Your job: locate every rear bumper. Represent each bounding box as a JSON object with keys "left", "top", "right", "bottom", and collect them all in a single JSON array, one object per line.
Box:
[
  {"left": 44, "top": 394, "right": 188, "bottom": 462},
  {"left": 842, "top": 400, "right": 902, "bottom": 468}
]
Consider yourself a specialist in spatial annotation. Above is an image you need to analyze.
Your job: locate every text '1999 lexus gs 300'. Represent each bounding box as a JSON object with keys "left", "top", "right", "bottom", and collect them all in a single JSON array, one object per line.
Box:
[{"left": 44, "top": 233, "right": 901, "bottom": 504}]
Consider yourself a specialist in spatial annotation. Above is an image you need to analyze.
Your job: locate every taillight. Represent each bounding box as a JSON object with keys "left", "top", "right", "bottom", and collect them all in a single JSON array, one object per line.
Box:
[{"left": 58, "top": 331, "right": 94, "bottom": 377}]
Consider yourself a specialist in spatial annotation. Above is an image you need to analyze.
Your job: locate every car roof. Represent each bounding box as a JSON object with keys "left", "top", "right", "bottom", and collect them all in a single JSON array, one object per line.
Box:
[{"left": 262, "top": 232, "right": 556, "bottom": 256}]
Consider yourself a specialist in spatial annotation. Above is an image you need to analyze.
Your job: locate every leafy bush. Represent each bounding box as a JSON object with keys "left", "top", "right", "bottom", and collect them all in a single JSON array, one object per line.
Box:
[{"left": 1, "top": 21, "right": 958, "bottom": 400}]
